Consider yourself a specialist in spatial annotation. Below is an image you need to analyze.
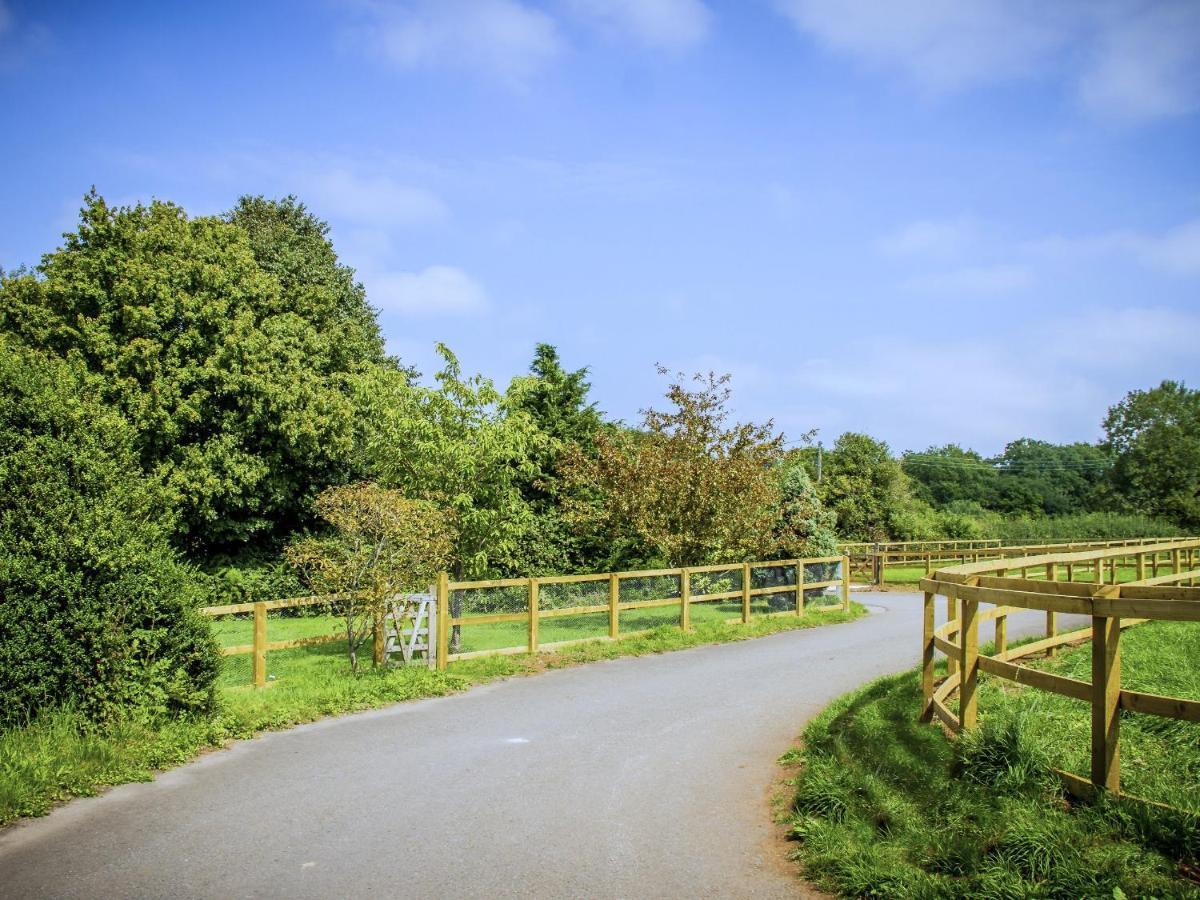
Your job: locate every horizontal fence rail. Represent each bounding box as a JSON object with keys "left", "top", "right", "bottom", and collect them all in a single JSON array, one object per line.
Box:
[
  {"left": 843, "top": 536, "right": 1193, "bottom": 587},
  {"left": 919, "top": 539, "right": 1200, "bottom": 804},
  {"left": 200, "top": 556, "right": 852, "bottom": 685}
]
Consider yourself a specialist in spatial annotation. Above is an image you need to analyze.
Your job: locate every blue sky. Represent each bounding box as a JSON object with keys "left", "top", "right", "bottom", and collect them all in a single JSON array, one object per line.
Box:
[{"left": 1, "top": 1, "right": 1198, "bottom": 455}]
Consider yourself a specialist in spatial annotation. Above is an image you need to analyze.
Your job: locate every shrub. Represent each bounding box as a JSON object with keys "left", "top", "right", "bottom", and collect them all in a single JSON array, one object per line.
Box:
[{"left": 0, "top": 340, "right": 220, "bottom": 726}]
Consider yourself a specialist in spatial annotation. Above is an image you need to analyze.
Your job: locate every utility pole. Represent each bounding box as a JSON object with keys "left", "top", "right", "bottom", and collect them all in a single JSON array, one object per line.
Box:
[{"left": 816, "top": 442, "right": 823, "bottom": 483}]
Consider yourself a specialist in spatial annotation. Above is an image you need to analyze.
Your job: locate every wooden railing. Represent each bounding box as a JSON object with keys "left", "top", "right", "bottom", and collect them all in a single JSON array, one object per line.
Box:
[
  {"left": 846, "top": 536, "right": 1187, "bottom": 586},
  {"left": 434, "top": 555, "right": 850, "bottom": 669},
  {"left": 920, "top": 539, "right": 1200, "bottom": 801},
  {"left": 201, "top": 555, "right": 852, "bottom": 684}
]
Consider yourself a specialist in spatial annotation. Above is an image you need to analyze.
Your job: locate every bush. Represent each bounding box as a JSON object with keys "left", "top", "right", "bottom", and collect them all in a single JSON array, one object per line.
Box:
[{"left": 0, "top": 340, "right": 220, "bottom": 727}]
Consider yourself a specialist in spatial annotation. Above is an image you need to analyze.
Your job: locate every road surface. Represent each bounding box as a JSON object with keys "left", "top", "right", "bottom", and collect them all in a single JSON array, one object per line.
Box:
[{"left": 0, "top": 592, "right": 1081, "bottom": 899}]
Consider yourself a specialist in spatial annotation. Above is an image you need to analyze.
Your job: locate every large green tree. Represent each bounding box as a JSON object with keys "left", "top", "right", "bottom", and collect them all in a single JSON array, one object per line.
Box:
[
  {"left": 820, "top": 432, "right": 922, "bottom": 541},
  {"left": 354, "top": 344, "right": 543, "bottom": 580},
  {"left": 504, "top": 344, "right": 607, "bottom": 572},
  {"left": 0, "top": 337, "right": 219, "bottom": 726},
  {"left": 903, "top": 444, "right": 999, "bottom": 508},
  {"left": 1104, "top": 380, "right": 1200, "bottom": 527},
  {"left": 562, "top": 369, "right": 786, "bottom": 567},
  {"left": 0, "top": 192, "right": 388, "bottom": 548}
]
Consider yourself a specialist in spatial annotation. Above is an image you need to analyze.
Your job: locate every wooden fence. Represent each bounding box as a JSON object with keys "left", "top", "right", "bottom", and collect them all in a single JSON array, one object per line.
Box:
[
  {"left": 201, "top": 555, "right": 851, "bottom": 685},
  {"left": 846, "top": 536, "right": 1186, "bottom": 587},
  {"left": 920, "top": 538, "right": 1200, "bottom": 802}
]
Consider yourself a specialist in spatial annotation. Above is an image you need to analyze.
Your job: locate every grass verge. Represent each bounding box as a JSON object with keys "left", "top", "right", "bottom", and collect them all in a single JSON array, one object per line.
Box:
[
  {"left": 0, "top": 600, "right": 865, "bottom": 826},
  {"left": 781, "top": 620, "right": 1200, "bottom": 898}
]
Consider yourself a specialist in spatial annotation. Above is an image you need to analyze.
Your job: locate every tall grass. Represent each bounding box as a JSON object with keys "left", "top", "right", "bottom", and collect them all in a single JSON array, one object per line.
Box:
[{"left": 785, "top": 620, "right": 1200, "bottom": 898}]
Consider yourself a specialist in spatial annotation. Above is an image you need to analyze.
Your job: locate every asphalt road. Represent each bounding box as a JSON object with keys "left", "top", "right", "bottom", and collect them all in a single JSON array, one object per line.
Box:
[{"left": 0, "top": 592, "right": 1082, "bottom": 899}]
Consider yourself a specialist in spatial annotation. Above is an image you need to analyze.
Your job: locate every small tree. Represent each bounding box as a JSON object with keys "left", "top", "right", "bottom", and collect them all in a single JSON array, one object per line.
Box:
[
  {"left": 286, "top": 484, "right": 454, "bottom": 673},
  {"left": 563, "top": 368, "right": 786, "bottom": 567}
]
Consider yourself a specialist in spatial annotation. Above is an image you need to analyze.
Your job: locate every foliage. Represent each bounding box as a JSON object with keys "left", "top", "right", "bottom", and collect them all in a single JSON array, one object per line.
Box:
[
  {"left": 285, "top": 483, "right": 454, "bottom": 673},
  {"left": 1105, "top": 380, "right": 1200, "bottom": 527},
  {"left": 903, "top": 444, "right": 999, "bottom": 509},
  {"left": 819, "top": 432, "right": 925, "bottom": 541},
  {"left": 0, "top": 191, "right": 389, "bottom": 549},
  {"left": 504, "top": 343, "right": 609, "bottom": 573},
  {"left": 562, "top": 369, "right": 786, "bottom": 567},
  {"left": 787, "top": 620, "right": 1200, "bottom": 898},
  {"left": 0, "top": 337, "right": 219, "bottom": 728},
  {"left": 355, "top": 344, "right": 543, "bottom": 580},
  {"left": 773, "top": 459, "right": 839, "bottom": 558}
]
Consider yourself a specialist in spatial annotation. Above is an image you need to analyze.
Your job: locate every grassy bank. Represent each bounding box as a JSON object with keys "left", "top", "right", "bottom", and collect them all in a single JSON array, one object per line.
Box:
[
  {"left": 783, "top": 620, "right": 1200, "bottom": 898},
  {"left": 0, "top": 600, "right": 864, "bottom": 826}
]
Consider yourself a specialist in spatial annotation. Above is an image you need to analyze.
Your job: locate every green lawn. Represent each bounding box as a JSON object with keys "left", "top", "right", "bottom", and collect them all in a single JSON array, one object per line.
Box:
[
  {"left": 879, "top": 562, "right": 1157, "bottom": 586},
  {"left": 1, "top": 597, "right": 863, "bottom": 825},
  {"left": 783, "top": 620, "right": 1200, "bottom": 898}
]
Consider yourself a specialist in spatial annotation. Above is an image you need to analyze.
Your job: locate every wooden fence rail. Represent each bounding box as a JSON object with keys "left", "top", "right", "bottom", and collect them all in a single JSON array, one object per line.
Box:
[
  {"left": 200, "top": 555, "right": 852, "bottom": 685},
  {"left": 845, "top": 536, "right": 1192, "bottom": 587},
  {"left": 920, "top": 538, "right": 1200, "bottom": 802}
]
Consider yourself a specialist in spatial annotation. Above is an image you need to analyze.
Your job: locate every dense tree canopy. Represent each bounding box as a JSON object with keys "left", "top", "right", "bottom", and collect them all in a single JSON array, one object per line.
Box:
[
  {"left": 1104, "top": 380, "right": 1200, "bottom": 527},
  {"left": 819, "top": 433, "right": 921, "bottom": 542},
  {"left": 0, "top": 337, "right": 218, "bottom": 726},
  {"left": 562, "top": 369, "right": 787, "bottom": 567},
  {"left": 0, "top": 191, "right": 387, "bottom": 549}
]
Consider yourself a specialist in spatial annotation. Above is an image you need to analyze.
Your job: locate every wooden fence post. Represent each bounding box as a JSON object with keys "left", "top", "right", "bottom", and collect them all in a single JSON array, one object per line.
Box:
[
  {"left": 841, "top": 556, "right": 850, "bottom": 612},
  {"left": 435, "top": 571, "right": 449, "bottom": 670},
  {"left": 995, "top": 611, "right": 1007, "bottom": 660},
  {"left": 528, "top": 577, "right": 539, "bottom": 653},
  {"left": 795, "top": 562, "right": 804, "bottom": 616},
  {"left": 680, "top": 568, "right": 691, "bottom": 631},
  {"left": 945, "top": 595, "right": 958, "bottom": 677},
  {"left": 253, "top": 601, "right": 267, "bottom": 688},
  {"left": 608, "top": 573, "right": 619, "bottom": 638},
  {"left": 959, "top": 598, "right": 980, "bottom": 730},
  {"left": 920, "top": 590, "right": 935, "bottom": 722},
  {"left": 741, "top": 562, "right": 751, "bottom": 624},
  {"left": 372, "top": 609, "right": 385, "bottom": 667},
  {"left": 1135, "top": 552, "right": 1146, "bottom": 582},
  {"left": 1045, "top": 562, "right": 1058, "bottom": 658},
  {"left": 1091, "top": 613, "right": 1121, "bottom": 793}
]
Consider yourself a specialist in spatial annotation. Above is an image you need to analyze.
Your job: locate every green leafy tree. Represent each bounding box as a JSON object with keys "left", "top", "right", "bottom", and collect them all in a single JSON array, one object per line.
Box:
[
  {"left": 355, "top": 344, "right": 543, "bottom": 579},
  {"left": 1104, "top": 380, "right": 1200, "bottom": 527},
  {"left": 562, "top": 369, "right": 785, "bottom": 567},
  {"left": 0, "top": 191, "right": 389, "bottom": 549},
  {"left": 820, "top": 432, "right": 921, "bottom": 541},
  {"left": 994, "top": 439, "right": 1110, "bottom": 516},
  {"left": 772, "top": 460, "right": 838, "bottom": 558},
  {"left": 903, "top": 445, "right": 999, "bottom": 508},
  {"left": 0, "top": 337, "right": 219, "bottom": 726},
  {"left": 505, "top": 344, "right": 607, "bottom": 572},
  {"left": 286, "top": 484, "right": 454, "bottom": 673}
]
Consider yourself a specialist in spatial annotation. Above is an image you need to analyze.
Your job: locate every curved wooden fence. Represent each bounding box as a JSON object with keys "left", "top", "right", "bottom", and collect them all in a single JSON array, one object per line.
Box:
[{"left": 920, "top": 539, "right": 1200, "bottom": 801}]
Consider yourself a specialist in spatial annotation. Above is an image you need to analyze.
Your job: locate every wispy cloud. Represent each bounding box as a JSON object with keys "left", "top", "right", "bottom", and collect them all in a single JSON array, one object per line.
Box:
[
  {"left": 903, "top": 264, "right": 1032, "bottom": 295},
  {"left": 1029, "top": 219, "right": 1200, "bottom": 277},
  {"left": 369, "top": 264, "right": 490, "bottom": 316},
  {"left": 878, "top": 218, "right": 975, "bottom": 258},
  {"left": 306, "top": 169, "right": 449, "bottom": 228},
  {"left": 773, "top": 1, "right": 1200, "bottom": 122},
  {"left": 349, "top": 0, "right": 564, "bottom": 86},
  {"left": 566, "top": 0, "right": 711, "bottom": 51}
]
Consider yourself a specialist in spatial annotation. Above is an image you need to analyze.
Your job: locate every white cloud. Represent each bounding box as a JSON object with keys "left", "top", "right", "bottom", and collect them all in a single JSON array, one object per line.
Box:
[
  {"left": 878, "top": 219, "right": 974, "bottom": 257},
  {"left": 773, "top": 0, "right": 1068, "bottom": 94},
  {"left": 352, "top": 0, "right": 564, "bottom": 85},
  {"left": 1079, "top": 2, "right": 1200, "bottom": 121},
  {"left": 1029, "top": 219, "right": 1200, "bottom": 277},
  {"left": 784, "top": 305, "right": 1200, "bottom": 451},
  {"left": 567, "top": 0, "right": 711, "bottom": 50},
  {"left": 307, "top": 169, "right": 449, "bottom": 228},
  {"left": 773, "top": 0, "right": 1200, "bottom": 122},
  {"left": 904, "top": 264, "right": 1032, "bottom": 295},
  {"left": 368, "top": 264, "right": 490, "bottom": 316}
]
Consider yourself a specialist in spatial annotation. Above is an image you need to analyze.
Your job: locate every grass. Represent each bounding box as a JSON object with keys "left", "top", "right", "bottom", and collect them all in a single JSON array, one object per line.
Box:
[
  {"left": 879, "top": 562, "right": 1155, "bottom": 586},
  {"left": 782, "top": 619, "right": 1200, "bottom": 898},
  {"left": 0, "top": 598, "right": 865, "bottom": 826}
]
